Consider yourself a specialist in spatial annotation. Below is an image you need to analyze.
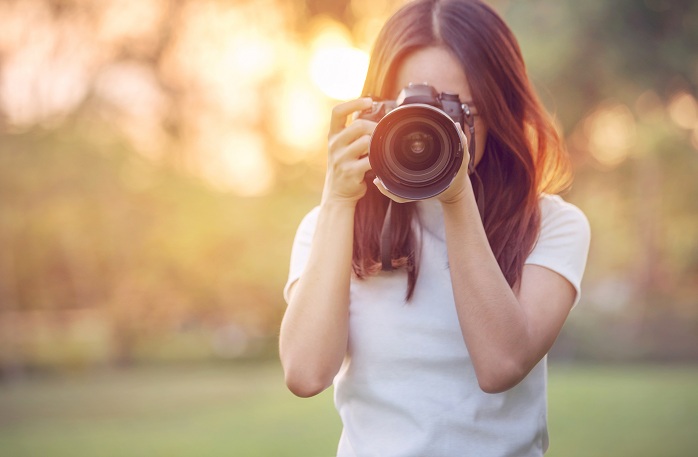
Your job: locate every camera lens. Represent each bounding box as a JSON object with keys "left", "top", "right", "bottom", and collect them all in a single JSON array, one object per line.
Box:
[
  {"left": 369, "top": 104, "right": 463, "bottom": 200},
  {"left": 405, "top": 132, "right": 427, "bottom": 155},
  {"left": 394, "top": 126, "right": 441, "bottom": 172},
  {"left": 386, "top": 120, "right": 449, "bottom": 184}
]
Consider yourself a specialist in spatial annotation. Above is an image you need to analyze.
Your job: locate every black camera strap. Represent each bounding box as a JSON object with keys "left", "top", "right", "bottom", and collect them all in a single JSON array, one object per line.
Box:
[
  {"left": 380, "top": 200, "right": 394, "bottom": 271},
  {"left": 463, "top": 106, "right": 486, "bottom": 221}
]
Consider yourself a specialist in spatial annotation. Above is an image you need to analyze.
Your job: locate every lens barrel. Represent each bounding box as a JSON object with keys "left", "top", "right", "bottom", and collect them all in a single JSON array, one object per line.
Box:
[{"left": 368, "top": 104, "right": 464, "bottom": 200}]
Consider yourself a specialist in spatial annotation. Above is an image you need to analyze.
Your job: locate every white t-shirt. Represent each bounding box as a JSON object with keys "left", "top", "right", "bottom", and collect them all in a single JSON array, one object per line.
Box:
[{"left": 284, "top": 194, "right": 590, "bottom": 457}]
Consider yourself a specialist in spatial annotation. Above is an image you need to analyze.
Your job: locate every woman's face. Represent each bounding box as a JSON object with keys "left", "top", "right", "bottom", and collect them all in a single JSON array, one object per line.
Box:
[{"left": 393, "top": 46, "right": 488, "bottom": 166}]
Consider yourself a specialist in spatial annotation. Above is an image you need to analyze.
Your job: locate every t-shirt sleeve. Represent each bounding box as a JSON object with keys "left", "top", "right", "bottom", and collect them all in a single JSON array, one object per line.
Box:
[
  {"left": 525, "top": 195, "right": 591, "bottom": 307},
  {"left": 283, "top": 206, "right": 321, "bottom": 305}
]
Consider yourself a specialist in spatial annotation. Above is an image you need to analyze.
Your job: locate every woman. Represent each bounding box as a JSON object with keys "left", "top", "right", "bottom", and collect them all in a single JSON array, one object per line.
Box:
[{"left": 280, "top": 0, "right": 590, "bottom": 455}]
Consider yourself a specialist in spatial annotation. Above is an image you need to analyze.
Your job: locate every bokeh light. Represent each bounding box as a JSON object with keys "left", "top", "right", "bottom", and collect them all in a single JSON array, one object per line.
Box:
[
  {"left": 308, "top": 16, "right": 370, "bottom": 100},
  {"left": 668, "top": 91, "right": 698, "bottom": 130},
  {"left": 584, "top": 103, "right": 637, "bottom": 168},
  {"left": 273, "top": 81, "right": 329, "bottom": 161},
  {"left": 198, "top": 129, "right": 275, "bottom": 196},
  {"left": 310, "top": 46, "right": 369, "bottom": 100}
]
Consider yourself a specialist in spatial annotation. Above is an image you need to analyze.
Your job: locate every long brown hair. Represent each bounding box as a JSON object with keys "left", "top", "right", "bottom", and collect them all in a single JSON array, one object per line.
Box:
[{"left": 353, "top": 0, "right": 571, "bottom": 299}]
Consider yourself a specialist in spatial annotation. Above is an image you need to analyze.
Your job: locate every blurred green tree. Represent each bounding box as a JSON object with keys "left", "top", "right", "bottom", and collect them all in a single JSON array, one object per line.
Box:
[{"left": 0, "top": 0, "right": 696, "bottom": 372}]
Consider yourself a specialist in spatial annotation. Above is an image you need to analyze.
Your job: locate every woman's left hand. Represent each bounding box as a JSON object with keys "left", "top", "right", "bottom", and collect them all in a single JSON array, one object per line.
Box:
[
  {"left": 435, "top": 122, "right": 472, "bottom": 205},
  {"left": 371, "top": 177, "right": 412, "bottom": 203}
]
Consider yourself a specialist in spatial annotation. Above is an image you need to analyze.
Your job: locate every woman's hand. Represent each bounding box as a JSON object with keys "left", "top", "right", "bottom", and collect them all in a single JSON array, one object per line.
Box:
[
  {"left": 322, "top": 97, "right": 376, "bottom": 206},
  {"left": 436, "top": 123, "right": 473, "bottom": 205},
  {"left": 371, "top": 177, "right": 412, "bottom": 204}
]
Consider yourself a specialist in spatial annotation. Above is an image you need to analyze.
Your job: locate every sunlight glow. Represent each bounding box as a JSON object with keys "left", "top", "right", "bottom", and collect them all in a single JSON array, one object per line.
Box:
[
  {"left": 95, "top": 62, "right": 168, "bottom": 159},
  {"left": 310, "top": 45, "right": 369, "bottom": 100},
  {"left": 158, "top": 1, "right": 287, "bottom": 193},
  {"left": 274, "top": 82, "right": 328, "bottom": 159},
  {"left": 0, "top": 2, "right": 93, "bottom": 127},
  {"left": 585, "top": 103, "right": 636, "bottom": 168},
  {"left": 668, "top": 92, "right": 698, "bottom": 130},
  {"left": 634, "top": 90, "right": 664, "bottom": 121},
  {"left": 97, "top": 0, "right": 164, "bottom": 51},
  {"left": 308, "top": 19, "right": 369, "bottom": 101},
  {"left": 200, "top": 130, "right": 275, "bottom": 197}
]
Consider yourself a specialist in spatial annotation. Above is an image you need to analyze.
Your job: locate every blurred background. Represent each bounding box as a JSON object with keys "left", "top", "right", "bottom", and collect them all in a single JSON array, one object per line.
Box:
[{"left": 0, "top": 0, "right": 696, "bottom": 456}]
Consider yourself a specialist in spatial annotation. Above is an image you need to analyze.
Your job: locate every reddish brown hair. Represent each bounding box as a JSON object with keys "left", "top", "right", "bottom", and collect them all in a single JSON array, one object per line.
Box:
[{"left": 353, "top": 0, "right": 571, "bottom": 299}]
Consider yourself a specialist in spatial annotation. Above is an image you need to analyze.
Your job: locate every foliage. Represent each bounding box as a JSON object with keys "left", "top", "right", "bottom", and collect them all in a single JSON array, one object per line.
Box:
[
  {"left": 0, "top": 127, "right": 317, "bottom": 370},
  {"left": 0, "top": 0, "right": 697, "bottom": 370},
  {"left": 502, "top": 0, "right": 698, "bottom": 356}
]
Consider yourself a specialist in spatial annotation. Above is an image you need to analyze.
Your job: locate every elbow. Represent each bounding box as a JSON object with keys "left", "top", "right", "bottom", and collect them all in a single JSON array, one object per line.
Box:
[
  {"left": 285, "top": 375, "right": 327, "bottom": 398},
  {"left": 279, "top": 340, "right": 340, "bottom": 398},
  {"left": 478, "top": 377, "right": 520, "bottom": 395},
  {"left": 476, "top": 358, "right": 529, "bottom": 394},
  {"left": 283, "top": 364, "right": 332, "bottom": 398}
]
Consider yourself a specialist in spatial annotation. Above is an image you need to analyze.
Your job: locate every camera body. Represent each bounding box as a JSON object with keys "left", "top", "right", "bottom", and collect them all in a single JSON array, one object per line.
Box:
[
  {"left": 359, "top": 83, "right": 468, "bottom": 125},
  {"left": 358, "top": 83, "right": 468, "bottom": 200}
]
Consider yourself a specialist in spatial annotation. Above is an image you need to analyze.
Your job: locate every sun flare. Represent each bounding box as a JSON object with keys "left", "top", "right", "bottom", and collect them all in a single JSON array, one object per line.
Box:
[{"left": 309, "top": 45, "right": 369, "bottom": 101}]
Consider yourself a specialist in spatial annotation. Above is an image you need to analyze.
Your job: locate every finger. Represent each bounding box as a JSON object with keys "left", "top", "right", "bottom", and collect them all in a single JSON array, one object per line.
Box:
[
  {"left": 373, "top": 177, "right": 412, "bottom": 204},
  {"left": 355, "top": 155, "right": 372, "bottom": 175},
  {"left": 456, "top": 122, "right": 469, "bottom": 150},
  {"left": 329, "top": 97, "right": 374, "bottom": 136},
  {"left": 341, "top": 157, "right": 372, "bottom": 185},
  {"left": 455, "top": 122, "right": 472, "bottom": 171},
  {"left": 331, "top": 119, "right": 376, "bottom": 151},
  {"left": 334, "top": 134, "right": 371, "bottom": 162}
]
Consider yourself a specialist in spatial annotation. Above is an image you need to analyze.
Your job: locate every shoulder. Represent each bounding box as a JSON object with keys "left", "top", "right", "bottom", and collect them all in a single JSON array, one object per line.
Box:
[
  {"left": 538, "top": 194, "right": 590, "bottom": 241},
  {"left": 539, "top": 193, "right": 587, "bottom": 222},
  {"left": 289, "top": 205, "right": 322, "bottom": 251},
  {"left": 285, "top": 206, "right": 321, "bottom": 303},
  {"left": 528, "top": 194, "right": 591, "bottom": 306},
  {"left": 292, "top": 205, "right": 321, "bottom": 241},
  {"left": 298, "top": 205, "right": 321, "bottom": 231}
]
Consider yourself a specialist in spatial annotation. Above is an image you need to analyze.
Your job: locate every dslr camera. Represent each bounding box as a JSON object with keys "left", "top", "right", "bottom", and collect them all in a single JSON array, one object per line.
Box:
[{"left": 358, "top": 83, "right": 472, "bottom": 200}]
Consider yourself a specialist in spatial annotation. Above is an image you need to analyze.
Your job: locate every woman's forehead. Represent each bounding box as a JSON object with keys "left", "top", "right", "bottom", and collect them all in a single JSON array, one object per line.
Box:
[{"left": 392, "top": 46, "right": 472, "bottom": 102}]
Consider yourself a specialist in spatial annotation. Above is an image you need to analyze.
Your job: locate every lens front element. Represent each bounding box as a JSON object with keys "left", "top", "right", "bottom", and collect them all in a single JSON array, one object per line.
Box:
[
  {"left": 405, "top": 132, "right": 427, "bottom": 155},
  {"left": 397, "top": 128, "right": 439, "bottom": 170}
]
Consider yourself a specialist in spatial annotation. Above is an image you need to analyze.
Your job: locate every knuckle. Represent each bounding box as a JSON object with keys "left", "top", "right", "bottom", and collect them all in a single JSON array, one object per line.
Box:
[
  {"left": 331, "top": 102, "right": 349, "bottom": 120},
  {"left": 328, "top": 134, "right": 346, "bottom": 153},
  {"left": 350, "top": 118, "right": 366, "bottom": 128},
  {"left": 327, "top": 135, "right": 338, "bottom": 151},
  {"left": 353, "top": 119, "right": 373, "bottom": 131},
  {"left": 331, "top": 158, "right": 349, "bottom": 175}
]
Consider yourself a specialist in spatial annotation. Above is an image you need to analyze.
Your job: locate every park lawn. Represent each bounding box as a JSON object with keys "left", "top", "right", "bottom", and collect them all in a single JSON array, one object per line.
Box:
[
  {"left": 0, "top": 362, "right": 696, "bottom": 457},
  {"left": 0, "top": 362, "right": 341, "bottom": 457},
  {"left": 546, "top": 364, "right": 698, "bottom": 457}
]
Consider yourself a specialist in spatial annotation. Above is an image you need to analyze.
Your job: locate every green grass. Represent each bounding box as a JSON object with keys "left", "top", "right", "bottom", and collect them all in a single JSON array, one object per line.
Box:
[
  {"left": 546, "top": 364, "right": 698, "bottom": 457},
  {"left": 0, "top": 363, "right": 340, "bottom": 457},
  {"left": 0, "top": 362, "right": 696, "bottom": 457}
]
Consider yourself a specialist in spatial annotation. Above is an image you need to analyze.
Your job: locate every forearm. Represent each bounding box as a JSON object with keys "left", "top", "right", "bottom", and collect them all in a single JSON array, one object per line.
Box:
[
  {"left": 441, "top": 183, "right": 532, "bottom": 393},
  {"left": 279, "top": 200, "right": 355, "bottom": 397}
]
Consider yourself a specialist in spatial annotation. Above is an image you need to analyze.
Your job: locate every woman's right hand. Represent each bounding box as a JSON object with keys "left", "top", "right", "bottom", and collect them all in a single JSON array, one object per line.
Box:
[{"left": 322, "top": 97, "right": 376, "bottom": 205}]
